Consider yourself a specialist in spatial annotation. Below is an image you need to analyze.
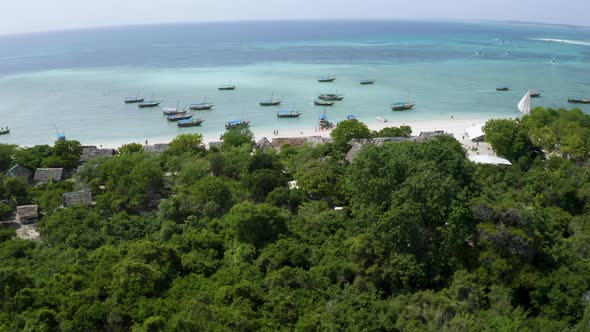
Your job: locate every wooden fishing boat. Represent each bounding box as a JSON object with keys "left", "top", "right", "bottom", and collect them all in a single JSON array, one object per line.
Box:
[
  {"left": 125, "top": 97, "right": 145, "bottom": 104},
  {"left": 190, "top": 102, "right": 214, "bottom": 110},
  {"left": 530, "top": 90, "right": 542, "bottom": 97},
  {"left": 568, "top": 97, "right": 590, "bottom": 104},
  {"left": 163, "top": 108, "right": 187, "bottom": 115},
  {"left": 496, "top": 86, "right": 510, "bottom": 91},
  {"left": 318, "top": 94, "right": 344, "bottom": 101},
  {"left": 260, "top": 99, "right": 282, "bottom": 106},
  {"left": 218, "top": 85, "right": 236, "bottom": 90},
  {"left": 314, "top": 100, "right": 335, "bottom": 106},
  {"left": 0, "top": 128, "right": 9, "bottom": 135},
  {"left": 167, "top": 112, "right": 193, "bottom": 121},
  {"left": 225, "top": 120, "right": 250, "bottom": 129},
  {"left": 391, "top": 102, "right": 416, "bottom": 111},
  {"left": 318, "top": 77, "right": 336, "bottom": 83},
  {"left": 360, "top": 80, "right": 375, "bottom": 85},
  {"left": 138, "top": 100, "right": 161, "bottom": 108},
  {"left": 177, "top": 118, "right": 204, "bottom": 127},
  {"left": 277, "top": 110, "right": 303, "bottom": 118},
  {"left": 319, "top": 114, "right": 334, "bottom": 130}
]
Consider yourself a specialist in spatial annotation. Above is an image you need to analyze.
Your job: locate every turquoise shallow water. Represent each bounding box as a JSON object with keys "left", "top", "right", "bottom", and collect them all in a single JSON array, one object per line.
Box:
[{"left": 0, "top": 21, "right": 589, "bottom": 146}]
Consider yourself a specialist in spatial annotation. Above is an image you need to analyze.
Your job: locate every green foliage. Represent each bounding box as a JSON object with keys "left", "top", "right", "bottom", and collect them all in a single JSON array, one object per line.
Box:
[
  {"left": 118, "top": 142, "right": 144, "bottom": 154},
  {"left": 222, "top": 128, "right": 254, "bottom": 149},
  {"left": 484, "top": 118, "right": 532, "bottom": 161},
  {"left": 0, "top": 202, "right": 13, "bottom": 220},
  {"left": 330, "top": 119, "right": 373, "bottom": 149},
  {"left": 1, "top": 119, "right": 590, "bottom": 329},
  {"left": 0, "top": 144, "right": 16, "bottom": 172},
  {"left": 12, "top": 145, "right": 52, "bottom": 170},
  {"left": 42, "top": 139, "right": 83, "bottom": 169},
  {"left": 376, "top": 125, "right": 412, "bottom": 138},
  {"left": 166, "top": 133, "right": 205, "bottom": 157}
]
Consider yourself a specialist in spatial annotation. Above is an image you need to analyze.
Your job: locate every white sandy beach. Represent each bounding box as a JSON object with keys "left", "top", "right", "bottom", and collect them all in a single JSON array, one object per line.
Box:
[{"left": 92, "top": 117, "right": 493, "bottom": 151}]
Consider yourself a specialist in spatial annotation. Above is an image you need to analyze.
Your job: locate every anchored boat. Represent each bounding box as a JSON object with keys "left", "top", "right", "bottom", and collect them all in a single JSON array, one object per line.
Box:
[
  {"left": 167, "top": 112, "right": 193, "bottom": 121},
  {"left": 568, "top": 97, "right": 590, "bottom": 104},
  {"left": 496, "top": 86, "right": 510, "bottom": 91},
  {"left": 225, "top": 119, "right": 250, "bottom": 129},
  {"left": 177, "top": 118, "right": 204, "bottom": 127},
  {"left": 318, "top": 94, "right": 344, "bottom": 101},
  {"left": 314, "top": 100, "right": 335, "bottom": 106},
  {"left": 190, "top": 102, "right": 214, "bottom": 110},
  {"left": 360, "top": 80, "right": 375, "bottom": 85},
  {"left": 277, "top": 110, "right": 303, "bottom": 118},
  {"left": 318, "top": 77, "right": 336, "bottom": 82},
  {"left": 138, "top": 100, "right": 161, "bottom": 108},
  {"left": 391, "top": 102, "right": 416, "bottom": 111},
  {"left": 218, "top": 85, "right": 236, "bottom": 91}
]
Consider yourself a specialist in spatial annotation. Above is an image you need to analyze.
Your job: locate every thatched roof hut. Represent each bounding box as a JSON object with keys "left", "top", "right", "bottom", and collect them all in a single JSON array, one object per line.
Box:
[
  {"left": 16, "top": 205, "right": 39, "bottom": 224},
  {"left": 346, "top": 137, "right": 415, "bottom": 162},
  {"left": 6, "top": 164, "right": 33, "bottom": 180},
  {"left": 255, "top": 137, "right": 275, "bottom": 151},
  {"left": 34, "top": 168, "right": 63, "bottom": 183},
  {"left": 63, "top": 190, "right": 93, "bottom": 207},
  {"left": 144, "top": 144, "right": 169, "bottom": 154},
  {"left": 80, "top": 146, "right": 116, "bottom": 162},
  {"left": 417, "top": 130, "right": 448, "bottom": 141},
  {"left": 271, "top": 136, "right": 333, "bottom": 151}
]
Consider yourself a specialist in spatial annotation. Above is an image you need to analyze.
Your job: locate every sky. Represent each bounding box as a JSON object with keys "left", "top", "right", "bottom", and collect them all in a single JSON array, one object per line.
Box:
[{"left": 0, "top": 0, "right": 588, "bottom": 35}]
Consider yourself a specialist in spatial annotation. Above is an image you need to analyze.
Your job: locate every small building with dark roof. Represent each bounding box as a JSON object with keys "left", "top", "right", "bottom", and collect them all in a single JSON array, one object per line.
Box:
[
  {"left": 255, "top": 137, "right": 276, "bottom": 152},
  {"left": 80, "top": 146, "right": 116, "bottom": 162},
  {"left": 63, "top": 190, "right": 93, "bottom": 207},
  {"left": 34, "top": 168, "right": 64, "bottom": 183},
  {"left": 16, "top": 205, "right": 39, "bottom": 224},
  {"left": 144, "top": 144, "right": 169, "bottom": 154},
  {"left": 5, "top": 164, "right": 33, "bottom": 180}
]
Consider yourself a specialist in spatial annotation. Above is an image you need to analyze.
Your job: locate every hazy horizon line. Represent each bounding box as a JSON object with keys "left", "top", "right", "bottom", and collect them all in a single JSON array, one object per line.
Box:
[{"left": 0, "top": 17, "right": 588, "bottom": 38}]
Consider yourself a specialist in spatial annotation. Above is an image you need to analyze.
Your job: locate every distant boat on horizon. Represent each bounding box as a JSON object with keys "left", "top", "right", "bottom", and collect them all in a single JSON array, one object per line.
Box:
[
  {"left": 360, "top": 80, "right": 375, "bottom": 85},
  {"left": 391, "top": 102, "right": 415, "bottom": 111},
  {"left": 496, "top": 86, "right": 510, "bottom": 91},
  {"left": 218, "top": 84, "right": 236, "bottom": 90},
  {"left": 318, "top": 77, "right": 336, "bottom": 83}
]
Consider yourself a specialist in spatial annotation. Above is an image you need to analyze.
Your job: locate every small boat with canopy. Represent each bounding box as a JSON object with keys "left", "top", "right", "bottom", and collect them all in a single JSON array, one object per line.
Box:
[
  {"left": 277, "top": 110, "right": 303, "bottom": 118},
  {"left": 177, "top": 118, "right": 205, "bottom": 127},
  {"left": 391, "top": 102, "right": 415, "bottom": 111},
  {"left": 225, "top": 119, "right": 250, "bottom": 129}
]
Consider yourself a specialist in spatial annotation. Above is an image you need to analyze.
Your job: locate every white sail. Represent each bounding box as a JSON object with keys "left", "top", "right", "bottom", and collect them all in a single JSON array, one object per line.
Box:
[{"left": 518, "top": 90, "right": 531, "bottom": 115}]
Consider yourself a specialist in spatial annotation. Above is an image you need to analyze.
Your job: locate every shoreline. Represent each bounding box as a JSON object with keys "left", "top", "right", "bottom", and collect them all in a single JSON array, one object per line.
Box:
[{"left": 88, "top": 117, "right": 492, "bottom": 150}]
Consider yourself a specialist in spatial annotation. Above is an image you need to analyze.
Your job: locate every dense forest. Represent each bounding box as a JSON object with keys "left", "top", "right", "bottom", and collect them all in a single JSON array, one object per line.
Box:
[{"left": 1, "top": 107, "right": 590, "bottom": 331}]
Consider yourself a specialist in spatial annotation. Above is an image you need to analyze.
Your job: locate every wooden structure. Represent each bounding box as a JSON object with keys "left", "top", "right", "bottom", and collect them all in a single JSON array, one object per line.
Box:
[
  {"left": 16, "top": 205, "right": 39, "bottom": 224},
  {"left": 34, "top": 168, "right": 63, "bottom": 183}
]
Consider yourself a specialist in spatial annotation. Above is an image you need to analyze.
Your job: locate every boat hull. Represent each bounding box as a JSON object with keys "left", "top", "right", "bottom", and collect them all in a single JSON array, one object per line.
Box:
[
  {"left": 167, "top": 115, "right": 193, "bottom": 121},
  {"left": 138, "top": 102, "right": 160, "bottom": 108},
  {"left": 178, "top": 119, "right": 204, "bottom": 127},
  {"left": 360, "top": 81, "right": 374, "bottom": 85},
  {"left": 318, "top": 95, "right": 344, "bottom": 101},
  {"left": 190, "top": 105, "right": 214, "bottom": 110},
  {"left": 568, "top": 98, "right": 590, "bottom": 104},
  {"left": 314, "top": 100, "right": 335, "bottom": 106},
  {"left": 125, "top": 98, "right": 145, "bottom": 104},
  {"left": 496, "top": 87, "right": 510, "bottom": 91},
  {"left": 218, "top": 86, "right": 236, "bottom": 90},
  {"left": 277, "top": 112, "right": 302, "bottom": 118},
  {"left": 260, "top": 101, "right": 282, "bottom": 106},
  {"left": 391, "top": 103, "right": 415, "bottom": 111},
  {"left": 225, "top": 121, "right": 250, "bottom": 129},
  {"left": 0, "top": 129, "right": 9, "bottom": 135},
  {"left": 319, "top": 78, "right": 336, "bottom": 82}
]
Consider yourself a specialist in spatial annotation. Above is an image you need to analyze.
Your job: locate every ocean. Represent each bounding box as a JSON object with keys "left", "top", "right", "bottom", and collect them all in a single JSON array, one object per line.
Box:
[{"left": 0, "top": 20, "right": 589, "bottom": 146}]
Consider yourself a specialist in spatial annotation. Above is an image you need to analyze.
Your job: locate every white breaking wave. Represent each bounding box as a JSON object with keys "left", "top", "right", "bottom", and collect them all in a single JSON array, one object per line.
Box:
[{"left": 530, "top": 38, "right": 590, "bottom": 47}]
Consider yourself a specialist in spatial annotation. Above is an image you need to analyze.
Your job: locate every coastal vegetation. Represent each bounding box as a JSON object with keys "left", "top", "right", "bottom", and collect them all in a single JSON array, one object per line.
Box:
[{"left": 1, "top": 107, "right": 590, "bottom": 330}]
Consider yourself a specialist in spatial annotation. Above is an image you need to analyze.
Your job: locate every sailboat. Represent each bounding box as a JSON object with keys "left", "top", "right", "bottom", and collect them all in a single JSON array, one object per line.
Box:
[
  {"left": 260, "top": 92, "right": 282, "bottom": 106},
  {"left": 518, "top": 91, "right": 531, "bottom": 115}
]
